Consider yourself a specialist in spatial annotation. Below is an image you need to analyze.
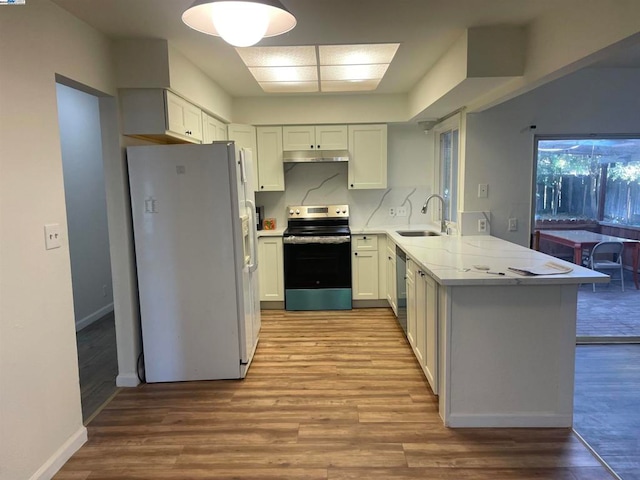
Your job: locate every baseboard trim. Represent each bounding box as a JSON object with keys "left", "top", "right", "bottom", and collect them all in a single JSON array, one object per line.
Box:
[
  {"left": 28, "top": 426, "right": 87, "bottom": 480},
  {"left": 260, "top": 301, "right": 284, "bottom": 310},
  {"left": 352, "top": 300, "right": 391, "bottom": 308},
  {"left": 116, "top": 372, "right": 140, "bottom": 387},
  {"left": 75, "top": 303, "right": 114, "bottom": 332},
  {"left": 447, "top": 413, "right": 572, "bottom": 428},
  {"left": 577, "top": 336, "right": 640, "bottom": 344}
]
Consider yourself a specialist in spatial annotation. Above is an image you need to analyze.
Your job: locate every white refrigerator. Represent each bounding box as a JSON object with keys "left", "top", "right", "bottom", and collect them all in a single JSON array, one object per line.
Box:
[{"left": 127, "top": 142, "right": 261, "bottom": 382}]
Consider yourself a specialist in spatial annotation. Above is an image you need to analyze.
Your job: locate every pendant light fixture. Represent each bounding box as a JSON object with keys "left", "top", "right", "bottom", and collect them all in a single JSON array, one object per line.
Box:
[{"left": 182, "top": 0, "right": 297, "bottom": 48}]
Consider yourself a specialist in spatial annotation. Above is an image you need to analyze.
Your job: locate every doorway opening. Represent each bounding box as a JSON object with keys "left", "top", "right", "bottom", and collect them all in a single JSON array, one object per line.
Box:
[{"left": 56, "top": 82, "right": 118, "bottom": 422}]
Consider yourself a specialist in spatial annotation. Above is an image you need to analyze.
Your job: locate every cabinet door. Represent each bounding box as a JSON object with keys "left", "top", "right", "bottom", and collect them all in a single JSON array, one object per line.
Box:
[
  {"left": 352, "top": 250, "right": 379, "bottom": 300},
  {"left": 377, "top": 235, "right": 387, "bottom": 300},
  {"left": 406, "top": 259, "right": 416, "bottom": 348},
  {"left": 348, "top": 124, "right": 388, "bottom": 189},
  {"left": 228, "top": 124, "right": 257, "bottom": 152},
  {"left": 424, "top": 274, "right": 439, "bottom": 394},
  {"left": 183, "top": 102, "right": 203, "bottom": 141},
  {"left": 256, "top": 127, "right": 285, "bottom": 192},
  {"left": 202, "top": 112, "right": 227, "bottom": 143},
  {"left": 258, "top": 237, "right": 284, "bottom": 301},
  {"left": 283, "top": 125, "right": 315, "bottom": 150},
  {"left": 415, "top": 270, "right": 427, "bottom": 368},
  {"left": 352, "top": 234, "right": 378, "bottom": 251},
  {"left": 315, "top": 125, "right": 348, "bottom": 150},
  {"left": 166, "top": 90, "right": 202, "bottom": 142},
  {"left": 386, "top": 245, "right": 398, "bottom": 315}
]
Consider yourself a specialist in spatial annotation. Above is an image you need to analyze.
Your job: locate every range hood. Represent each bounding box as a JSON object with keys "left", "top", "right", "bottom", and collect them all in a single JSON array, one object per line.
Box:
[{"left": 283, "top": 150, "right": 350, "bottom": 163}]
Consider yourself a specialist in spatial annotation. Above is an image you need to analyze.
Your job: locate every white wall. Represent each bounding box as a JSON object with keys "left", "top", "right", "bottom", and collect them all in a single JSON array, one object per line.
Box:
[
  {"left": 256, "top": 123, "right": 435, "bottom": 229},
  {"left": 463, "top": 68, "right": 640, "bottom": 245},
  {"left": 0, "top": 1, "right": 118, "bottom": 479},
  {"left": 56, "top": 83, "right": 114, "bottom": 330}
]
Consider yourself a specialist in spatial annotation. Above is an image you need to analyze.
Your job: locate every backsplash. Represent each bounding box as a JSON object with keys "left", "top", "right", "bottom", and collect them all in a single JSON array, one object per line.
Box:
[{"left": 255, "top": 162, "right": 432, "bottom": 229}]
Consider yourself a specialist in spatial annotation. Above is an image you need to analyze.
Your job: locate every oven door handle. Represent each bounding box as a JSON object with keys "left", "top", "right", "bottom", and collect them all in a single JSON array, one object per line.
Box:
[{"left": 283, "top": 235, "right": 351, "bottom": 245}]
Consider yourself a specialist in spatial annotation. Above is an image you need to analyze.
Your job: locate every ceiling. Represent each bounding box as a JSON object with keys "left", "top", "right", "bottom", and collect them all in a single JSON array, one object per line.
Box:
[{"left": 51, "top": 0, "right": 604, "bottom": 99}]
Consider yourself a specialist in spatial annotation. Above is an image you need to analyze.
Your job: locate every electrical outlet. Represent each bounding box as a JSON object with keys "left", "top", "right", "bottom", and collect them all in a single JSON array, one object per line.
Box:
[
  {"left": 508, "top": 218, "right": 518, "bottom": 231},
  {"left": 389, "top": 207, "right": 396, "bottom": 217},
  {"left": 478, "top": 218, "right": 487, "bottom": 233},
  {"left": 44, "top": 224, "right": 61, "bottom": 250},
  {"left": 478, "top": 184, "right": 489, "bottom": 198},
  {"left": 397, "top": 206, "right": 408, "bottom": 217}
]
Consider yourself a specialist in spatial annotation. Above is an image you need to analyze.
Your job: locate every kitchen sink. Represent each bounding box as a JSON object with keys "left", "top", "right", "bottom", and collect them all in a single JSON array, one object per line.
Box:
[{"left": 396, "top": 230, "right": 440, "bottom": 237}]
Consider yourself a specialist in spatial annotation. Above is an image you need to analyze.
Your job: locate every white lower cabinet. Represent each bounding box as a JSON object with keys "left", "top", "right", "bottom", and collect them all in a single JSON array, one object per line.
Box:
[
  {"left": 405, "top": 253, "right": 439, "bottom": 395},
  {"left": 386, "top": 242, "right": 397, "bottom": 315},
  {"left": 258, "top": 237, "right": 284, "bottom": 301},
  {"left": 352, "top": 234, "right": 379, "bottom": 300},
  {"left": 406, "top": 259, "right": 416, "bottom": 348},
  {"left": 424, "top": 273, "right": 439, "bottom": 394}
]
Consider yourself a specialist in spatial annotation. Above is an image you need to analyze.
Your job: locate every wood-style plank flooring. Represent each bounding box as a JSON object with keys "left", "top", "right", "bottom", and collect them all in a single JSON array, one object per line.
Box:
[
  {"left": 574, "top": 344, "right": 640, "bottom": 480},
  {"left": 56, "top": 308, "right": 612, "bottom": 479},
  {"left": 76, "top": 312, "right": 119, "bottom": 422}
]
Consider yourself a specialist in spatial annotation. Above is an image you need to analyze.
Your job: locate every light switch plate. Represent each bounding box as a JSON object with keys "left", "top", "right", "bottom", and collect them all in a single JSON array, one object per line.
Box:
[{"left": 44, "top": 224, "right": 61, "bottom": 250}]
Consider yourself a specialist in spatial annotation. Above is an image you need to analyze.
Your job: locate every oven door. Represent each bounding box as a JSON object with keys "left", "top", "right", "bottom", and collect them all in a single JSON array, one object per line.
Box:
[{"left": 283, "top": 235, "right": 352, "bottom": 310}]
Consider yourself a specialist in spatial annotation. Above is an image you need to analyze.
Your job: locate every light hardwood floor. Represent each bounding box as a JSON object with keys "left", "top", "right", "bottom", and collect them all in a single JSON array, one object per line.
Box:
[{"left": 56, "top": 308, "right": 611, "bottom": 479}]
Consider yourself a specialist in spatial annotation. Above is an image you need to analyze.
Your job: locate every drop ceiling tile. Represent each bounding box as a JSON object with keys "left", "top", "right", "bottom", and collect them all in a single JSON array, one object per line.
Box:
[
  {"left": 320, "top": 64, "right": 389, "bottom": 81},
  {"left": 319, "top": 43, "right": 400, "bottom": 66},
  {"left": 321, "top": 79, "right": 381, "bottom": 92},
  {"left": 259, "top": 81, "right": 319, "bottom": 93},
  {"left": 249, "top": 66, "right": 318, "bottom": 82},
  {"left": 236, "top": 46, "right": 317, "bottom": 67}
]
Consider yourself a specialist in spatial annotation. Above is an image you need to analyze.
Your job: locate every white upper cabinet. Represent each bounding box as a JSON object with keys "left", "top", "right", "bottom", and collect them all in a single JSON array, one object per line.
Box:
[
  {"left": 120, "top": 89, "right": 203, "bottom": 144},
  {"left": 256, "top": 126, "right": 285, "bottom": 191},
  {"left": 165, "top": 90, "right": 203, "bottom": 142},
  {"left": 348, "top": 124, "right": 388, "bottom": 189},
  {"left": 283, "top": 125, "right": 348, "bottom": 151},
  {"left": 228, "top": 124, "right": 257, "bottom": 153},
  {"left": 202, "top": 112, "right": 227, "bottom": 143}
]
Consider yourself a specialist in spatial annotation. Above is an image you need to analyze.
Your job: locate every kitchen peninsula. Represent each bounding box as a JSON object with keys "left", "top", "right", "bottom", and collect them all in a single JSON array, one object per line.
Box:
[{"left": 361, "top": 228, "right": 608, "bottom": 428}]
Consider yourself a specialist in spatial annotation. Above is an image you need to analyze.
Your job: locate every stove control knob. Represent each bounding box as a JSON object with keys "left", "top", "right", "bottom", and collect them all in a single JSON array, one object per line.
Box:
[
  {"left": 336, "top": 208, "right": 340, "bottom": 214},
  {"left": 342, "top": 209, "right": 347, "bottom": 214},
  {"left": 295, "top": 209, "right": 300, "bottom": 215},
  {"left": 289, "top": 209, "right": 294, "bottom": 215}
]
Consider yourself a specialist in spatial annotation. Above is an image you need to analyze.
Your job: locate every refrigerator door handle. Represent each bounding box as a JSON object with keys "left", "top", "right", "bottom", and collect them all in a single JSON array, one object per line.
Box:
[{"left": 246, "top": 199, "right": 259, "bottom": 273}]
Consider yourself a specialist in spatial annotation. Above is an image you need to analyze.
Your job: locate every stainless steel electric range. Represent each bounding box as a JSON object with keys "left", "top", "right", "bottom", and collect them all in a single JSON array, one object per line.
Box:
[{"left": 283, "top": 205, "right": 352, "bottom": 311}]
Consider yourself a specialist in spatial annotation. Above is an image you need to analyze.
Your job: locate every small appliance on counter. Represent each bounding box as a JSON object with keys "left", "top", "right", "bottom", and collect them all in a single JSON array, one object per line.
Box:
[{"left": 283, "top": 205, "right": 352, "bottom": 311}]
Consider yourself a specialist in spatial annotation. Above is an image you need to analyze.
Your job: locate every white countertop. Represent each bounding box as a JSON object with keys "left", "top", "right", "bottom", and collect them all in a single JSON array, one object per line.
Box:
[
  {"left": 380, "top": 227, "right": 608, "bottom": 286},
  {"left": 257, "top": 228, "right": 285, "bottom": 237}
]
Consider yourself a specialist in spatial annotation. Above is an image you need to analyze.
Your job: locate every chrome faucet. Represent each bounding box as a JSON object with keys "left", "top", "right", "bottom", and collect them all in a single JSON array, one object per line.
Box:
[{"left": 421, "top": 194, "right": 447, "bottom": 234}]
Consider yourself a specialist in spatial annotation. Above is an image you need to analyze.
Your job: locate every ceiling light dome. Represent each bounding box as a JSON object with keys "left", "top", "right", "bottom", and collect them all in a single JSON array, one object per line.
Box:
[{"left": 182, "top": 0, "right": 297, "bottom": 48}]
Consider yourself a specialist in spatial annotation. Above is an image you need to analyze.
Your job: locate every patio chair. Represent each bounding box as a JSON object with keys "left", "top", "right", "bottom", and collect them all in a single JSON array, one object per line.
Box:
[{"left": 587, "top": 241, "right": 625, "bottom": 292}]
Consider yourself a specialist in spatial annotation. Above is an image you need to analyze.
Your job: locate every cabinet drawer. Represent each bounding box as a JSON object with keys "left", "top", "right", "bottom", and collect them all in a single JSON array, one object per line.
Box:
[{"left": 352, "top": 234, "right": 378, "bottom": 251}]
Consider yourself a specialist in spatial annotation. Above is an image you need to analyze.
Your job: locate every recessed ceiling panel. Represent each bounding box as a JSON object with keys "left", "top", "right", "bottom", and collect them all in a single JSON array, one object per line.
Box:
[
  {"left": 260, "top": 81, "right": 319, "bottom": 93},
  {"left": 321, "top": 80, "right": 381, "bottom": 92},
  {"left": 320, "top": 64, "right": 389, "bottom": 81},
  {"left": 319, "top": 43, "right": 400, "bottom": 66},
  {"left": 236, "top": 45, "right": 317, "bottom": 67},
  {"left": 249, "top": 66, "right": 318, "bottom": 82}
]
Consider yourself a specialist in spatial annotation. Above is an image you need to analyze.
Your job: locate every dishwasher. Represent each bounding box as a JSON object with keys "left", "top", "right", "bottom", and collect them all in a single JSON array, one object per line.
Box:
[{"left": 395, "top": 246, "right": 407, "bottom": 335}]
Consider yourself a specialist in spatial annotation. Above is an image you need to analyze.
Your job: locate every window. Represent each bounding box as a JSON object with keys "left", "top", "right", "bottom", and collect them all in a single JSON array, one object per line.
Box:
[
  {"left": 535, "top": 137, "right": 640, "bottom": 227},
  {"left": 435, "top": 117, "right": 460, "bottom": 223}
]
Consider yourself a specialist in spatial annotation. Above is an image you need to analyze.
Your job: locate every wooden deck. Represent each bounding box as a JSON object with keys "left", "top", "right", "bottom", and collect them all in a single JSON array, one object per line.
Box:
[{"left": 57, "top": 308, "right": 611, "bottom": 480}]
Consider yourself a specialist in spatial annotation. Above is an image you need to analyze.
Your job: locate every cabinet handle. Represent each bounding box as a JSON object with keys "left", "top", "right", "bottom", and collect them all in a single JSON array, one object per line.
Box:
[
  {"left": 363, "top": 236, "right": 367, "bottom": 239},
  {"left": 388, "top": 256, "right": 392, "bottom": 260},
  {"left": 310, "top": 145, "right": 314, "bottom": 149},
  {"left": 317, "top": 145, "right": 320, "bottom": 149},
  {"left": 350, "top": 184, "right": 354, "bottom": 188},
  {"left": 354, "top": 252, "right": 358, "bottom": 256},
  {"left": 261, "top": 186, "right": 264, "bottom": 189}
]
